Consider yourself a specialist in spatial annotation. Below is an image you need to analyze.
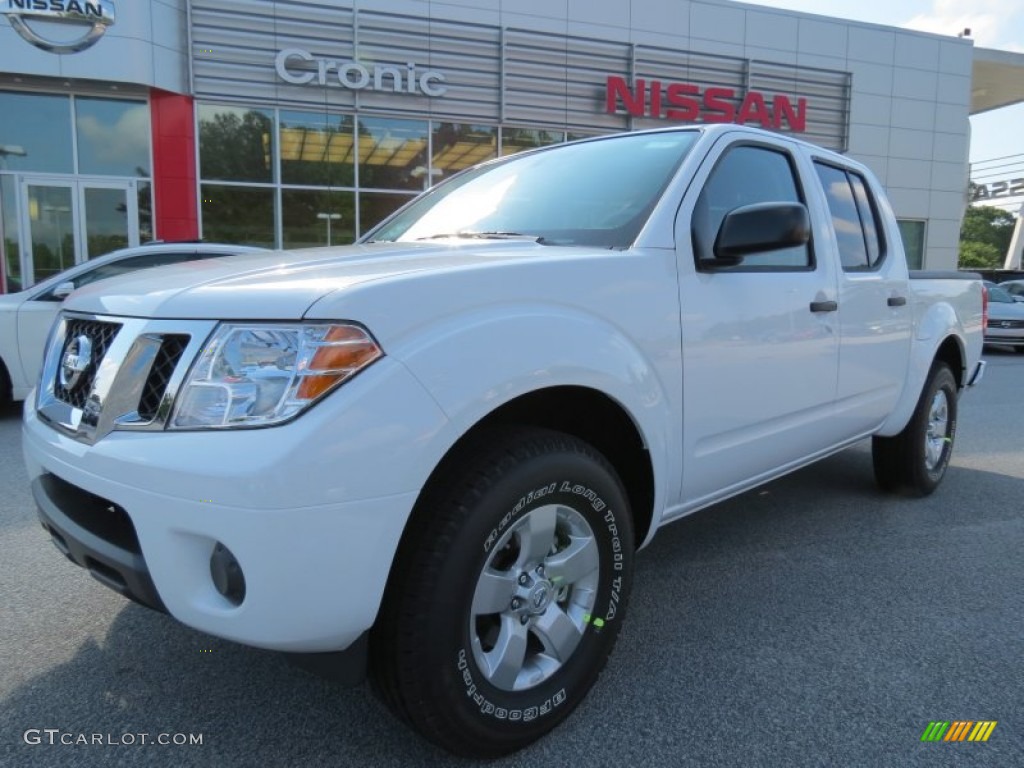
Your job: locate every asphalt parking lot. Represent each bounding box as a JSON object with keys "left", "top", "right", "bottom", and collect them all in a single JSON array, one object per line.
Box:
[{"left": 1, "top": 350, "right": 1022, "bottom": 767}]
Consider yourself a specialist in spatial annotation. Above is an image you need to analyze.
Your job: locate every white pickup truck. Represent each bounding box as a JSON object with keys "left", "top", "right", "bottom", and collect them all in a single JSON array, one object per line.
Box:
[{"left": 24, "top": 125, "right": 984, "bottom": 757}]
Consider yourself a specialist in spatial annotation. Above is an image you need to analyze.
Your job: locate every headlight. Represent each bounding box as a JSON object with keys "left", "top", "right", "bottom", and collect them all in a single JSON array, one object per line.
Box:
[{"left": 171, "top": 323, "right": 382, "bottom": 429}]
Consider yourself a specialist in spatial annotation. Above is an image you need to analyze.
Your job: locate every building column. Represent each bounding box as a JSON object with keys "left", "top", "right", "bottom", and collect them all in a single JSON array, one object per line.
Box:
[{"left": 150, "top": 90, "right": 199, "bottom": 241}]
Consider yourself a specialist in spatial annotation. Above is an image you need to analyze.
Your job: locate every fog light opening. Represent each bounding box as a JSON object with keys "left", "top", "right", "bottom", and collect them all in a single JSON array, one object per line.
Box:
[{"left": 210, "top": 542, "right": 246, "bottom": 606}]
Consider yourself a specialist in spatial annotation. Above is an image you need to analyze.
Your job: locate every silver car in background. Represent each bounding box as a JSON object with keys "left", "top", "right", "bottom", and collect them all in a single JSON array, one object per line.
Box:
[{"left": 984, "top": 281, "right": 1024, "bottom": 352}]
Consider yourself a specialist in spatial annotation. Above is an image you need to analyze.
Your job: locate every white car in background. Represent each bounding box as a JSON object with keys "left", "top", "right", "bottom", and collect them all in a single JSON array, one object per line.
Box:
[{"left": 0, "top": 243, "right": 266, "bottom": 404}]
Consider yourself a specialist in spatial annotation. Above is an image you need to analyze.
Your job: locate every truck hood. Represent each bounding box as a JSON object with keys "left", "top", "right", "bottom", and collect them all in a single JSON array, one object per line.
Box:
[{"left": 62, "top": 240, "right": 560, "bottom": 319}]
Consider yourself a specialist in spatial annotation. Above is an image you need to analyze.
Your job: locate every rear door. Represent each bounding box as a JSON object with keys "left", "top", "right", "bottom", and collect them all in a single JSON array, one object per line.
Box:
[
  {"left": 811, "top": 161, "right": 912, "bottom": 435},
  {"left": 676, "top": 134, "right": 840, "bottom": 507}
]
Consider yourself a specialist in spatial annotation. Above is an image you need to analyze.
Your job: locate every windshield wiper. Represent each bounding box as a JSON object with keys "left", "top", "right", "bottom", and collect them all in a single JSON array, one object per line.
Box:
[{"left": 415, "top": 231, "right": 544, "bottom": 242}]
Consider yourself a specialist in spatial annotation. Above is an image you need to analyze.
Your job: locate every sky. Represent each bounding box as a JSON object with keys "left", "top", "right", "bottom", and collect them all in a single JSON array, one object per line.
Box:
[{"left": 736, "top": 0, "right": 1024, "bottom": 209}]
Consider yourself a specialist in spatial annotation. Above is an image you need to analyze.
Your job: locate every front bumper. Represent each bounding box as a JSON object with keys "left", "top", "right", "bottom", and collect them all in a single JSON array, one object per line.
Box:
[
  {"left": 983, "top": 331, "right": 1024, "bottom": 347},
  {"left": 33, "top": 472, "right": 166, "bottom": 612},
  {"left": 23, "top": 358, "right": 449, "bottom": 653}
]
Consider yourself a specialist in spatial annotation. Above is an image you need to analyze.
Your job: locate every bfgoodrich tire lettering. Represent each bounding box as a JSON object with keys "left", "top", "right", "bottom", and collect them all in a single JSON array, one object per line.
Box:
[
  {"left": 872, "top": 362, "right": 958, "bottom": 497},
  {"left": 370, "top": 427, "right": 634, "bottom": 758}
]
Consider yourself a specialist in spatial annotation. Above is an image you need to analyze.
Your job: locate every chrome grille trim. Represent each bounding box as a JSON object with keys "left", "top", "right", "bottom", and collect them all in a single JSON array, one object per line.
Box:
[
  {"left": 53, "top": 318, "right": 121, "bottom": 409},
  {"left": 37, "top": 313, "right": 218, "bottom": 444}
]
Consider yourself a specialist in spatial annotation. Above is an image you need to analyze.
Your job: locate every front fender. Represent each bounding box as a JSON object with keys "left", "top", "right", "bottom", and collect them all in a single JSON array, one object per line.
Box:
[{"left": 388, "top": 304, "right": 676, "bottom": 535}]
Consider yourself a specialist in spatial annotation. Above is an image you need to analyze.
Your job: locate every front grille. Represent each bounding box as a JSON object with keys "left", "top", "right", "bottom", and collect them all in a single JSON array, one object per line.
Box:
[
  {"left": 137, "top": 335, "right": 190, "bottom": 421},
  {"left": 53, "top": 318, "right": 121, "bottom": 409},
  {"left": 990, "top": 319, "right": 1024, "bottom": 329}
]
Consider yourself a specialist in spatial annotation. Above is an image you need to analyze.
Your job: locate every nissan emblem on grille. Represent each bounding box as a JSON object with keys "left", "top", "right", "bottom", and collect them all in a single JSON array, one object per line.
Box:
[{"left": 59, "top": 334, "right": 93, "bottom": 391}]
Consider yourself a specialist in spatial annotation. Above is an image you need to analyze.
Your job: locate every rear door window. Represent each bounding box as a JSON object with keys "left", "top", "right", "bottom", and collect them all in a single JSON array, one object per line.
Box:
[{"left": 814, "top": 162, "right": 886, "bottom": 271}]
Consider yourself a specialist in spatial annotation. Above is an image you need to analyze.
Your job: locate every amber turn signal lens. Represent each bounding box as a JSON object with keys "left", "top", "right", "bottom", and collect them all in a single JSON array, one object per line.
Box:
[{"left": 296, "top": 325, "right": 382, "bottom": 401}]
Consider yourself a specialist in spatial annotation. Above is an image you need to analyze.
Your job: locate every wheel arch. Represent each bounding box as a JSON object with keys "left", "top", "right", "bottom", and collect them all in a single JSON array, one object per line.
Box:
[
  {"left": 413, "top": 386, "right": 655, "bottom": 553},
  {"left": 876, "top": 332, "right": 966, "bottom": 437},
  {"left": 376, "top": 387, "right": 656, "bottom": 635},
  {"left": 933, "top": 334, "right": 966, "bottom": 390}
]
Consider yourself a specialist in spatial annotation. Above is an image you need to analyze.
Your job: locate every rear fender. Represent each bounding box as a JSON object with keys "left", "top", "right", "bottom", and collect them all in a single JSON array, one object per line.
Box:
[{"left": 876, "top": 301, "right": 964, "bottom": 437}]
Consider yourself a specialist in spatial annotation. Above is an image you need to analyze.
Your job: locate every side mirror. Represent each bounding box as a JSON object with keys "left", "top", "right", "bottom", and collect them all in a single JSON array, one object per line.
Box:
[
  {"left": 52, "top": 281, "right": 76, "bottom": 299},
  {"left": 710, "top": 202, "right": 810, "bottom": 266}
]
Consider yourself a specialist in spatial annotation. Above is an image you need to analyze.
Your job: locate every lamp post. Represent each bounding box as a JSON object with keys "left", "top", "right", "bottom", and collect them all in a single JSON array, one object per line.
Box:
[
  {"left": 316, "top": 212, "right": 341, "bottom": 245},
  {"left": 0, "top": 144, "right": 27, "bottom": 168}
]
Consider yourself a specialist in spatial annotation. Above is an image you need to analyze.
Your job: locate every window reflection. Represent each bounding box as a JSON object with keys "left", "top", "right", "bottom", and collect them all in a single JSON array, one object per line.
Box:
[
  {"left": 500, "top": 127, "right": 564, "bottom": 156},
  {"left": 199, "top": 105, "right": 275, "bottom": 183},
  {"left": 2, "top": 175, "right": 20, "bottom": 292},
  {"left": 431, "top": 123, "right": 497, "bottom": 180},
  {"left": 83, "top": 187, "right": 129, "bottom": 259},
  {"left": 28, "top": 185, "right": 75, "bottom": 282},
  {"left": 279, "top": 111, "right": 355, "bottom": 187},
  {"left": 359, "top": 117, "right": 429, "bottom": 191},
  {"left": 282, "top": 190, "right": 355, "bottom": 248},
  {"left": 0, "top": 91, "right": 72, "bottom": 174},
  {"left": 137, "top": 182, "right": 153, "bottom": 243},
  {"left": 76, "top": 98, "right": 151, "bottom": 176},
  {"left": 360, "top": 192, "right": 415, "bottom": 236},
  {"left": 201, "top": 185, "right": 275, "bottom": 247},
  {"left": 898, "top": 220, "right": 926, "bottom": 270}
]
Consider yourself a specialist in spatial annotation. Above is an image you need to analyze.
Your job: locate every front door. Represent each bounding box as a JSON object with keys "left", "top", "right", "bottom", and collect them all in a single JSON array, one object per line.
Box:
[
  {"left": 677, "top": 137, "right": 841, "bottom": 509},
  {"left": 18, "top": 176, "right": 139, "bottom": 287}
]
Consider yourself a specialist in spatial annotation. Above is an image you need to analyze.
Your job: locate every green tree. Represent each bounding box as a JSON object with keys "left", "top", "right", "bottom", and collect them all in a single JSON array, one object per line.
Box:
[
  {"left": 958, "top": 240, "right": 1002, "bottom": 269},
  {"left": 959, "top": 205, "right": 1015, "bottom": 269}
]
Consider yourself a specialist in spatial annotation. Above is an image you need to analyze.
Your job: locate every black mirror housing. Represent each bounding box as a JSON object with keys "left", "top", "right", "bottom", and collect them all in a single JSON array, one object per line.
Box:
[{"left": 711, "top": 202, "right": 810, "bottom": 265}]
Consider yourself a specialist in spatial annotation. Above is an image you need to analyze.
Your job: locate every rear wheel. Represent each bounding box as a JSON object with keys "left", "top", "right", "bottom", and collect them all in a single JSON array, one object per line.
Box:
[
  {"left": 872, "top": 362, "right": 957, "bottom": 496},
  {"left": 370, "top": 427, "right": 634, "bottom": 757},
  {"left": 0, "top": 359, "right": 12, "bottom": 409}
]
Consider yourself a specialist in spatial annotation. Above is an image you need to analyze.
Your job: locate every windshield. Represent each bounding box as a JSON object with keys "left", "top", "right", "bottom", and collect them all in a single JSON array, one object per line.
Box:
[
  {"left": 986, "top": 284, "right": 1016, "bottom": 304},
  {"left": 364, "top": 131, "right": 699, "bottom": 249}
]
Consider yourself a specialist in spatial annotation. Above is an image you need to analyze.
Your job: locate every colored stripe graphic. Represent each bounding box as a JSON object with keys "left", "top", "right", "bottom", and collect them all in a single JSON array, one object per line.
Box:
[
  {"left": 945, "top": 721, "right": 972, "bottom": 741},
  {"left": 970, "top": 722, "right": 998, "bottom": 742},
  {"left": 921, "top": 721, "right": 996, "bottom": 742}
]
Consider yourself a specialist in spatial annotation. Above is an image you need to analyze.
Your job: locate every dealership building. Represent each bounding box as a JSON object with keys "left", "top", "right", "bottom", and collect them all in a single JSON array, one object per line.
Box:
[{"left": 2, "top": 0, "right": 1024, "bottom": 292}]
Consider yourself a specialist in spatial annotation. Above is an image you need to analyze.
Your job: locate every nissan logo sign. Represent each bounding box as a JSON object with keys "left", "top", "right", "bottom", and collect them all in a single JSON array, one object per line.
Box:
[
  {"left": 59, "top": 334, "right": 93, "bottom": 391},
  {"left": 2, "top": 0, "right": 116, "bottom": 54}
]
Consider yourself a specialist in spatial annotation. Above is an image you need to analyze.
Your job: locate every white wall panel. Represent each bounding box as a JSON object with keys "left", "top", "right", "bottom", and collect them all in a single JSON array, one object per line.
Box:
[{"left": 894, "top": 34, "right": 940, "bottom": 72}]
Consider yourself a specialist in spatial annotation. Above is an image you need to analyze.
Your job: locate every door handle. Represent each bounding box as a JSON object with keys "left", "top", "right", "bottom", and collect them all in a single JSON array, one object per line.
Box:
[
  {"left": 887, "top": 296, "right": 907, "bottom": 307},
  {"left": 809, "top": 300, "right": 838, "bottom": 313}
]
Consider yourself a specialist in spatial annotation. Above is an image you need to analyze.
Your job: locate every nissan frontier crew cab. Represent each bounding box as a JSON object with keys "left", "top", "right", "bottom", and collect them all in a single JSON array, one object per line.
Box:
[{"left": 24, "top": 125, "right": 985, "bottom": 757}]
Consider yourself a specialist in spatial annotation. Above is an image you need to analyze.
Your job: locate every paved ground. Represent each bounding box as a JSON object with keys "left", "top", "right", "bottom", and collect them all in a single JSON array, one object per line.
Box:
[{"left": 1, "top": 350, "right": 1022, "bottom": 767}]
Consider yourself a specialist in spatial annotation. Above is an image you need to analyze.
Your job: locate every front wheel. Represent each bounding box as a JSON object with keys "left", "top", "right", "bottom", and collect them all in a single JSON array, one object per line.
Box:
[
  {"left": 872, "top": 362, "right": 958, "bottom": 496},
  {"left": 370, "top": 427, "right": 634, "bottom": 758}
]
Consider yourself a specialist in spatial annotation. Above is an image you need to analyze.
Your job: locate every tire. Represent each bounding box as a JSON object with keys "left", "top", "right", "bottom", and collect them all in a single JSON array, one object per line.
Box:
[
  {"left": 370, "top": 427, "right": 634, "bottom": 758},
  {"left": 872, "top": 362, "right": 957, "bottom": 496},
  {"left": 0, "top": 359, "right": 11, "bottom": 409}
]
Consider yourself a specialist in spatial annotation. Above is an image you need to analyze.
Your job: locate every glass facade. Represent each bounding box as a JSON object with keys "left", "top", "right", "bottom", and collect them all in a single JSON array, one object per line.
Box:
[
  {"left": 1, "top": 175, "right": 18, "bottom": 291},
  {"left": 200, "top": 185, "right": 275, "bottom": 248},
  {"left": 75, "top": 98, "right": 151, "bottom": 177},
  {"left": 897, "top": 220, "right": 926, "bottom": 270},
  {"left": 0, "top": 92, "right": 73, "bottom": 174},
  {"left": 0, "top": 90, "right": 152, "bottom": 290},
  {"left": 197, "top": 103, "right": 583, "bottom": 248}
]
